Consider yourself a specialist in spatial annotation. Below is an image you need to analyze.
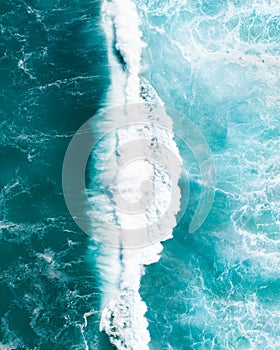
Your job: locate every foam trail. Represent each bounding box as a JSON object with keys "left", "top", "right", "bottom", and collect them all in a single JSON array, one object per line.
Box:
[
  {"left": 88, "top": 1, "right": 182, "bottom": 349},
  {"left": 101, "top": 0, "right": 145, "bottom": 106}
]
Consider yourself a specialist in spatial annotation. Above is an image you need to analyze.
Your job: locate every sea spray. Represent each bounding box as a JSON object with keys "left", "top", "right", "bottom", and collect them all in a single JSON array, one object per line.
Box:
[
  {"left": 100, "top": 0, "right": 145, "bottom": 105},
  {"left": 89, "top": 0, "right": 183, "bottom": 348},
  {"left": 88, "top": 104, "right": 183, "bottom": 349}
]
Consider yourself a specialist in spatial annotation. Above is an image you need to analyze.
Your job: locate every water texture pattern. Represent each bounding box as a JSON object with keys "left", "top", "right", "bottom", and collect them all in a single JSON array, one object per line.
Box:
[
  {"left": 0, "top": 0, "right": 280, "bottom": 349},
  {"left": 135, "top": 1, "right": 280, "bottom": 349}
]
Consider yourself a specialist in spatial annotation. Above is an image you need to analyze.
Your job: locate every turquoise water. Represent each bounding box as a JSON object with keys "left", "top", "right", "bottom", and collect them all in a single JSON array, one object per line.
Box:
[
  {"left": 136, "top": 1, "right": 280, "bottom": 349},
  {"left": 1, "top": 0, "right": 280, "bottom": 349}
]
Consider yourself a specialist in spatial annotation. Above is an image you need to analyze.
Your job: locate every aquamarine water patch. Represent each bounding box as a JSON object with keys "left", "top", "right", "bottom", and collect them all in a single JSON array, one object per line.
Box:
[{"left": 136, "top": 0, "right": 280, "bottom": 348}]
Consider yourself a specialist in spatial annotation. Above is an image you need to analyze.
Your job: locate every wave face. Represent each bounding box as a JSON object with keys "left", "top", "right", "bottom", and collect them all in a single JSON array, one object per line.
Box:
[
  {"left": 91, "top": 0, "right": 280, "bottom": 349},
  {"left": 87, "top": 1, "right": 183, "bottom": 349}
]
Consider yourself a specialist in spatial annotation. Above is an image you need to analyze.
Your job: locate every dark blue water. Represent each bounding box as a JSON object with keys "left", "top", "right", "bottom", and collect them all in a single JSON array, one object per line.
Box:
[{"left": 0, "top": 1, "right": 113, "bottom": 348}]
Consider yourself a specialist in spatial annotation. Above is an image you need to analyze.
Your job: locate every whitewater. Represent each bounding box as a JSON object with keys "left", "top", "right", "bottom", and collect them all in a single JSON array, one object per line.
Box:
[{"left": 87, "top": 0, "right": 183, "bottom": 349}]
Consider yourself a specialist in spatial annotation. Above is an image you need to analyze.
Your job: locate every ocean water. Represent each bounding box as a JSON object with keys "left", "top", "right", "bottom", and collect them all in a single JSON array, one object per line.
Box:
[
  {"left": 0, "top": 1, "right": 111, "bottom": 348},
  {"left": 1, "top": 1, "right": 280, "bottom": 350}
]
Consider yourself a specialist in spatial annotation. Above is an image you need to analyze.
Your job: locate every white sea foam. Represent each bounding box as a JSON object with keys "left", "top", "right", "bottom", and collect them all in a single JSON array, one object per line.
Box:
[
  {"left": 92, "top": 111, "right": 181, "bottom": 349},
  {"left": 88, "top": 1, "right": 183, "bottom": 349},
  {"left": 101, "top": 0, "right": 146, "bottom": 105}
]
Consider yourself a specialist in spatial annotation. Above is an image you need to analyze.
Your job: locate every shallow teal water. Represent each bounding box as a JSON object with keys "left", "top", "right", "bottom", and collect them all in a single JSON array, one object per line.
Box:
[
  {"left": 1, "top": 0, "right": 280, "bottom": 349},
  {"left": 137, "top": 1, "right": 280, "bottom": 349}
]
